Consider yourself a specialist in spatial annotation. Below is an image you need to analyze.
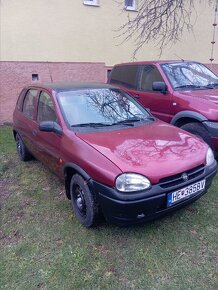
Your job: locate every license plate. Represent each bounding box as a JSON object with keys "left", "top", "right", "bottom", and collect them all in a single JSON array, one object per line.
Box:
[{"left": 167, "top": 179, "right": 206, "bottom": 207}]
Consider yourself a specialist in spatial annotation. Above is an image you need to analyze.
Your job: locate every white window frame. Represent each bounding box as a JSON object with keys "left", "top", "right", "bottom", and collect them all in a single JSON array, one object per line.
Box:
[
  {"left": 83, "top": 0, "right": 99, "bottom": 6},
  {"left": 125, "top": 0, "right": 137, "bottom": 11}
]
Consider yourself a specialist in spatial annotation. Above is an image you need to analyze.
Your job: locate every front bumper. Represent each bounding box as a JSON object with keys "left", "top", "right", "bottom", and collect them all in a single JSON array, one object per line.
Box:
[{"left": 91, "top": 161, "right": 217, "bottom": 226}]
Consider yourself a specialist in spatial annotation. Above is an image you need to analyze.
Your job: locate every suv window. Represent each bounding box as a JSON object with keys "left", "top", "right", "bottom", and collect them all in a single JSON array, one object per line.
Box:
[
  {"left": 161, "top": 62, "right": 218, "bottom": 89},
  {"left": 37, "top": 91, "right": 57, "bottom": 122},
  {"left": 22, "top": 89, "right": 38, "bottom": 119},
  {"left": 139, "top": 65, "right": 164, "bottom": 91},
  {"left": 110, "top": 65, "right": 138, "bottom": 89}
]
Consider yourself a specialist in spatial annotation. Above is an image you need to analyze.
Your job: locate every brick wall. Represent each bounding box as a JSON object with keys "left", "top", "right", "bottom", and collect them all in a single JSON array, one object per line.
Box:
[
  {"left": 0, "top": 61, "right": 107, "bottom": 124},
  {"left": 211, "top": 64, "right": 218, "bottom": 75},
  {"left": 206, "top": 63, "right": 218, "bottom": 75}
]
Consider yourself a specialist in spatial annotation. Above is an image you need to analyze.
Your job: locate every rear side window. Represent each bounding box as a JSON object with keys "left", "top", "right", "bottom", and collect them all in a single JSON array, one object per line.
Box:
[
  {"left": 139, "top": 65, "right": 164, "bottom": 91},
  {"left": 22, "top": 89, "right": 38, "bottom": 119},
  {"left": 16, "top": 90, "right": 26, "bottom": 111},
  {"left": 110, "top": 65, "right": 139, "bottom": 89},
  {"left": 37, "top": 91, "right": 57, "bottom": 122}
]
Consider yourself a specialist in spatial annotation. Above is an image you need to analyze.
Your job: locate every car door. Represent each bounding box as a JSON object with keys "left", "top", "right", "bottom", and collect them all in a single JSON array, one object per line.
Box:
[
  {"left": 135, "top": 65, "right": 173, "bottom": 123},
  {"left": 16, "top": 88, "right": 39, "bottom": 157},
  {"left": 33, "top": 90, "right": 62, "bottom": 176}
]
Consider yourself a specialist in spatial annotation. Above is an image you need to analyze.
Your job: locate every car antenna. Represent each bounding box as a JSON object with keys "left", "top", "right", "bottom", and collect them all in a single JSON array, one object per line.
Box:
[
  {"left": 47, "top": 61, "right": 53, "bottom": 83},
  {"left": 174, "top": 54, "right": 185, "bottom": 62}
]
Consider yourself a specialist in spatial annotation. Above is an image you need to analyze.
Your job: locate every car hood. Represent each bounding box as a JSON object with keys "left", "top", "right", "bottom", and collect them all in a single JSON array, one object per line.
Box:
[
  {"left": 178, "top": 88, "right": 218, "bottom": 104},
  {"left": 76, "top": 121, "right": 207, "bottom": 184}
]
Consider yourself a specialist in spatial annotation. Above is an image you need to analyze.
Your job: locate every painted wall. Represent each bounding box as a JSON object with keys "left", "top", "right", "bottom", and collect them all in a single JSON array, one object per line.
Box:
[{"left": 0, "top": 0, "right": 217, "bottom": 66}]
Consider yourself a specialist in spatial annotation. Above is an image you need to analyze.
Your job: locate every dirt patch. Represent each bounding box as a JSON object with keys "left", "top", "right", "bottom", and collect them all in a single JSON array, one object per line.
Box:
[
  {"left": 0, "top": 229, "right": 24, "bottom": 247},
  {"left": 0, "top": 180, "right": 11, "bottom": 207}
]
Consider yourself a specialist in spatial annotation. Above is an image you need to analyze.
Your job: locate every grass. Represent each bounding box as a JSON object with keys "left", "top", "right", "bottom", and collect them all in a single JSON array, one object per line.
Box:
[{"left": 0, "top": 125, "right": 218, "bottom": 290}]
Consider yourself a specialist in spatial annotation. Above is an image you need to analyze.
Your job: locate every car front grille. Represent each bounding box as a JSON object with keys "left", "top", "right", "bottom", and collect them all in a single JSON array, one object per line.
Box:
[{"left": 159, "top": 165, "right": 205, "bottom": 188}]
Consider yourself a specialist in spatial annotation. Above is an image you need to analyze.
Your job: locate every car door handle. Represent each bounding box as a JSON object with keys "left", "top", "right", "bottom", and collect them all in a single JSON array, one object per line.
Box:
[{"left": 32, "top": 129, "right": 38, "bottom": 136}]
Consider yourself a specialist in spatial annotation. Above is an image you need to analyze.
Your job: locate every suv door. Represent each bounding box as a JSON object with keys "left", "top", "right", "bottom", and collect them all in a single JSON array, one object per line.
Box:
[{"left": 137, "top": 65, "right": 173, "bottom": 123}]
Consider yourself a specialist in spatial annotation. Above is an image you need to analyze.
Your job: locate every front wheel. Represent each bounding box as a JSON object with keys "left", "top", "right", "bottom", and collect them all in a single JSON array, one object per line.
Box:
[
  {"left": 180, "top": 122, "right": 214, "bottom": 151},
  {"left": 70, "top": 174, "right": 100, "bottom": 228}
]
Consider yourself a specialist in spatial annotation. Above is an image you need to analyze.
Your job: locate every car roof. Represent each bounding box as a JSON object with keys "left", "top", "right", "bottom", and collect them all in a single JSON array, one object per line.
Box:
[
  {"left": 26, "top": 82, "right": 117, "bottom": 92},
  {"left": 113, "top": 60, "right": 199, "bottom": 66}
]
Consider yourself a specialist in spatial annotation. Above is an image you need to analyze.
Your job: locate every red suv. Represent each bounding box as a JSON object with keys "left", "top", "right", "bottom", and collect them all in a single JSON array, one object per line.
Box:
[
  {"left": 13, "top": 83, "right": 217, "bottom": 227},
  {"left": 108, "top": 61, "right": 218, "bottom": 152}
]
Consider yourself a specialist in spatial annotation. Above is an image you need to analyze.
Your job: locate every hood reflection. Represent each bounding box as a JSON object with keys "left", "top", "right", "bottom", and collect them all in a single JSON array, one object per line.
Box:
[{"left": 115, "top": 132, "right": 201, "bottom": 166}]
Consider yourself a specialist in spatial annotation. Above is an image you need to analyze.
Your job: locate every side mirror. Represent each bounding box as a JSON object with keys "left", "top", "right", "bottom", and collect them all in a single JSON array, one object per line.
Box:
[
  {"left": 39, "top": 121, "right": 63, "bottom": 136},
  {"left": 152, "top": 81, "right": 167, "bottom": 94}
]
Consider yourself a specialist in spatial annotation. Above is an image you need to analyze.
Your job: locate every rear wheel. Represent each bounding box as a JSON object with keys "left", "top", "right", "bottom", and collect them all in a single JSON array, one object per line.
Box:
[
  {"left": 180, "top": 122, "right": 214, "bottom": 151},
  {"left": 16, "top": 134, "right": 33, "bottom": 161},
  {"left": 70, "top": 174, "right": 100, "bottom": 228}
]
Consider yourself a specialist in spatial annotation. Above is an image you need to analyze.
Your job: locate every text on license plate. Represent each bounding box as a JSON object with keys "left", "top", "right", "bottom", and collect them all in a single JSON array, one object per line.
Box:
[{"left": 167, "top": 179, "right": 206, "bottom": 207}]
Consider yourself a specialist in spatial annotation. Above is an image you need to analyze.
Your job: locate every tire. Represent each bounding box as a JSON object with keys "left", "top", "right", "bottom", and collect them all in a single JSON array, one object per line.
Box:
[
  {"left": 180, "top": 122, "right": 214, "bottom": 151},
  {"left": 16, "top": 133, "right": 33, "bottom": 161},
  {"left": 70, "top": 174, "right": 100, "bottom": 228}
]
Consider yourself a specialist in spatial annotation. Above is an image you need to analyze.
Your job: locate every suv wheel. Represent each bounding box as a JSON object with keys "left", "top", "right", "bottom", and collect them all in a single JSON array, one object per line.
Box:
[
  {"left": 180, "top": 122, "right": 214, "bottom": 151},
  {"left": 70, "top": 174, "right": 100, "bottom": 228}
]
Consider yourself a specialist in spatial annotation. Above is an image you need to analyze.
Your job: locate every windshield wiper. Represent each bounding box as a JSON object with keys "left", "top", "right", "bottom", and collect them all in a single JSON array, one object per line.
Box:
[
  {"left": 203, "top": 83, "right": 218, "bottom": 89},
  {"left": 112, "top": 117, "right": 154, "bottom": 126},
  {"left": 71, "top": 117, "right": 154, "bottom": 128},
  {"left": 174, "top": 84, "right": 203, "bottom": 90},
  {"left": 111, "top": 119, "right": 136, "bottom": 126},
  {"left": 71, "top": 122, "right": 113, "bottom": 128}
]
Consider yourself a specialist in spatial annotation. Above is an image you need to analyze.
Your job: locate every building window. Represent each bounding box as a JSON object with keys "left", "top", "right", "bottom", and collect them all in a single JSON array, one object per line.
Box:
[
  {"left": 32, "top": 74, "right": 39, "bottom": 81},
  {"left": 83, "top": 0, "right": 99, "bottom": 6},
  {"left": 125, "top": 0, "right": 137, "bottom": 11}
]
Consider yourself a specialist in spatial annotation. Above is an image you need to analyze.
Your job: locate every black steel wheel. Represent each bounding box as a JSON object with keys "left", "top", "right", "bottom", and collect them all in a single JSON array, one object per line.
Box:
[
  {"left": 16, "top": 133, "right": 32, "bottom": 161},
  {"left": 180, "top": 122, "right": 214, "bottom": 152},
  {"left": 70, "top": 174, "right": 100, "bottom": 228}
]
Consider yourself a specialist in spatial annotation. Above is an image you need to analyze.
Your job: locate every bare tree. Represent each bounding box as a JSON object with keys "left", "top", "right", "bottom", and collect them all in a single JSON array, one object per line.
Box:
[{"left": 117, "top": 0, "right": 216, "bottom": 58}]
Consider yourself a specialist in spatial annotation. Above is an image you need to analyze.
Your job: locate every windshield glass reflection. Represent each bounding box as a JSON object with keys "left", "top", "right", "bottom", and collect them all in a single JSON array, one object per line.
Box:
[
  {"left": 161, "top": 62, "right": 218, "bottom": 89},
  {"left": 58, "top": 88, "right": 149, "bottom": 126}
]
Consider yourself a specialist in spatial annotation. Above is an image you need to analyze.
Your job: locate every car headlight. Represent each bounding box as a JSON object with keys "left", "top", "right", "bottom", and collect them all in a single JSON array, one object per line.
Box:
[
  {"left": 206, "top": 147, "right": 215, "bottom": 166},
  {"left": 115, "top": 173, "right": 151, "bottom": 192}
]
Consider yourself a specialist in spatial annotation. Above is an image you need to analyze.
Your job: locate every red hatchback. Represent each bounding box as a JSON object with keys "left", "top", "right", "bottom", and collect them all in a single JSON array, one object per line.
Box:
[{"left": 13, "top": 83, "right": 217, "bottom": 227}]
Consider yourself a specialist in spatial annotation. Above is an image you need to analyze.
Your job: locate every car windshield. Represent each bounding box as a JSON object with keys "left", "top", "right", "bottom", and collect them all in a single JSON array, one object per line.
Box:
[
  {"left": 161, "top": 62, "right": 218, "bottom": 90},
  {"left": 57, "top": 88, "right": 150, "bottom": 127}
]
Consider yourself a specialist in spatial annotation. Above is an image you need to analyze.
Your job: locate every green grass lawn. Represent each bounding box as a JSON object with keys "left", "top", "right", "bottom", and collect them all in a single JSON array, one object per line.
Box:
[{"left": 0, "top": 126, "right": 218, "bottom": 290}]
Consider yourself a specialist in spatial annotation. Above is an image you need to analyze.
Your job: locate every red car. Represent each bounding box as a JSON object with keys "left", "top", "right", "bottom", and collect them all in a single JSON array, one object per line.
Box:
[
  {"left": 108, "top": 61, "right": 218, "bottom": 153},
  {"left": 13, "top": 83, "right": 217, "bottom": 227}
]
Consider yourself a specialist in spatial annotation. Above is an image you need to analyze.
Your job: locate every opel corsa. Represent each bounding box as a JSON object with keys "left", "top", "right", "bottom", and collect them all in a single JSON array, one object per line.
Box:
[{"left": 13, "top": 83, "right": 217, "bottom": 227}]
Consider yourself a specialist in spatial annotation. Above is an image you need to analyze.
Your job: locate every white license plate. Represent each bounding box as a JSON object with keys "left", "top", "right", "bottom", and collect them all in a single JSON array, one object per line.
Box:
[{"left": 167, "top": 179, "right": 206, "bottom": 207}]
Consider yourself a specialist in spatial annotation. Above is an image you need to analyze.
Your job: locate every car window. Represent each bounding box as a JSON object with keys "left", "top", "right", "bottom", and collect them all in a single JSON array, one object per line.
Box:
[
  {"left": 57, "top": 88, "right": 150, "bottom": 127},
  {"left": 37, "top": 91, "right": 57, "bottom": 122},
  {"left": 16, "top": 89, "right": 26, "bottom": 111},
  {"left": 161, "top": 62, "right": 218, "bottom": 89},
  {"left": 139, "top": 65, "right": 164, "bottom": 91},
  {"left": 22, "top": 89, "right": 38, "bottom": 119},
  {"left": 110, "top": 65, "right": 139, "bottom": 89}
]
